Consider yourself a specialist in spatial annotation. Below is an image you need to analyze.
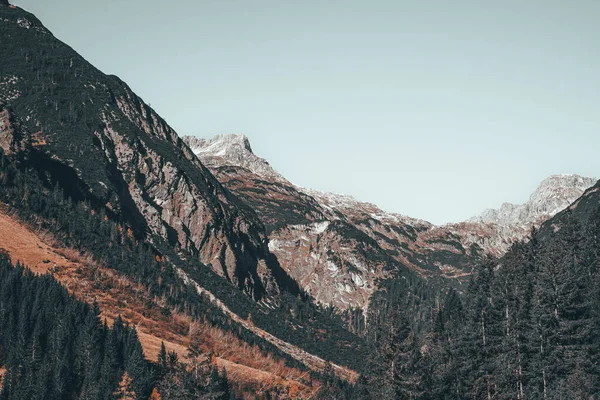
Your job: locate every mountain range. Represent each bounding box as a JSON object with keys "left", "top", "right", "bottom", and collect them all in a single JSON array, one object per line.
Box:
[
  {"left": 1, "top": 2, "right": 599, "bottom": 398},
  {"left": 184, "top": 133, "right": 595, "bottom": 309}
]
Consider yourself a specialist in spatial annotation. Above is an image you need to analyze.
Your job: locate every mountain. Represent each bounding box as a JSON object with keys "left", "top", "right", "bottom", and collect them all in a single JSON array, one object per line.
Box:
[
  {"left": 392, "top": 179, "right": 600, "bottom": 399},
  {"left": 186, "top": 134, "right": 286, "bottom": 181},
  {"left": 472, "top": 174, "right": 595, "bottom": 226},
  {"left": 0, "top": 4, "right": 290, "bottom": 300},
  {"left": 2, "top": 2, "right": 598, "bottom": 397},
  {"left": 184, "top": 134, "right": 477, "bottom": 309},
  {"left": 447, "top": 174, "right": 596, "bottom": 256},
  {"left": 1, "top": 4, "right": 367, "bottom": 398},
  {"left": 184, "top": 133, "right": 595, "bottom": 310}
]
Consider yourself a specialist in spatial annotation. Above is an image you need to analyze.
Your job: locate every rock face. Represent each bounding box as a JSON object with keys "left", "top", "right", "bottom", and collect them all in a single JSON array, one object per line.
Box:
[
  {"left": 0, "top": 102, "right": 28, "bottom": 155},
  {"left": 185, "top": 135, "right": 402, "bottom": 308},
  {"left": 0, "top": 6, "right": 282, "bottom": 299},
  {"left": 186, "top": 134, "right": 286, "bottom": 181},
  {"left": 185, "top": 134, "right": 596, "bottom": 310}
]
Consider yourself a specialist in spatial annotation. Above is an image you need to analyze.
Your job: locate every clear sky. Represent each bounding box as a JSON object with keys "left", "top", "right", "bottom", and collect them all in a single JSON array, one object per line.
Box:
[{"left": 14, "top": 0, "right": 600, "bottom": 224}]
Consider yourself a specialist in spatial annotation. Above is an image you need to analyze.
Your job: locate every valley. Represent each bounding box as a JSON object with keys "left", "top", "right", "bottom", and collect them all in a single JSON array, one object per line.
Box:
[{"left": 0, "top": 1, "right": 598, "bottom": 398}]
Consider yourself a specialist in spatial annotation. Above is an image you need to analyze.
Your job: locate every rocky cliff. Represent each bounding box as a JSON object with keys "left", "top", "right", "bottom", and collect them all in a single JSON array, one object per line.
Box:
[{"left": 448, "top": 174, "right": 596, "bottom": 256}]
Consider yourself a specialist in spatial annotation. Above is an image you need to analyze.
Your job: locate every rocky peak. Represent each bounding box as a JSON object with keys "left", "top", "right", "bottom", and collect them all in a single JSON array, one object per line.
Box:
[
  {"left": 184, "top": 134, "right": 286, "bottom": 181},
  {"left": 187, "top": 133, "right": 253, "bottom": 154},
  {"left": 444, "top": 174, "right": 598, "bottom": 257},
  {"left": 470, "top": 174, "right": 596, "bottom": 226}
]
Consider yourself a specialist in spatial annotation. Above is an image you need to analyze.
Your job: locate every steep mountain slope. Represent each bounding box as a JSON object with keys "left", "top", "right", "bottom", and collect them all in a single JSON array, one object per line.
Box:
[
  {"left": 0, "top": 207, "right": 320, "bottom": 398},
  {"left": 185, "top": 133, "right": 595, "bottom": 311},
  {"left": 0, "top": 4, "right": 284, "bottom": 300}
]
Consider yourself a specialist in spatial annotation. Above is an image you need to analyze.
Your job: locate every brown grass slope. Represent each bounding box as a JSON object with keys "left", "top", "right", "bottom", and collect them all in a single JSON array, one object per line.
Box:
[{"left": 0, "top": 206, "right": 321, "bottom": 399}]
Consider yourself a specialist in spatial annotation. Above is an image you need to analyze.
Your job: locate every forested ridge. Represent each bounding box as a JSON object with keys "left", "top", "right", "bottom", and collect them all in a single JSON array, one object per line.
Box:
[
  {"left": 0, "top": 149, "right": 365, "bottom": 371},
  {"left": 0, "top": 130, "right": 362, "bottom": 398}
]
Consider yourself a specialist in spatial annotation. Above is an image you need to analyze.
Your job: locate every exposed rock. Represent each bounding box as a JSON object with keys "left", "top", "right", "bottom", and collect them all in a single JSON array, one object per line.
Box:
[
  {"left": 186, "top": 134, "right": 286, "bottom": 181},
  {"left": 0, "top": 102, "right": 28, "bottom": 155},
  {"left": 471, "top": 174, "right": 595, "bottom": 226},
  {"left": 452, "top": 174, "right": 596, "bottom": 255}
]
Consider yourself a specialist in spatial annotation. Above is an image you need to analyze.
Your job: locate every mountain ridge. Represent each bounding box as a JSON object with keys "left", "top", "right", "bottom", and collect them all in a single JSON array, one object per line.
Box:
[
  {"left": 0, "top": 7, "right": 292, "bottom": 300},
  {"left": 185, "top": 133, "right": 596, "bottom": 309},
  {"left": 184, "top": 134, "right": 594, "bottom": 233},
  {"left": 469, "top": 174, "right": 596, "bottom": 226}
]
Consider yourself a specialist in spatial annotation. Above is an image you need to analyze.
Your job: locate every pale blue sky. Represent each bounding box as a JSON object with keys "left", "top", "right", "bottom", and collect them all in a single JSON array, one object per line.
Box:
[{"left": 15, "top": 0, "right": 600, "bottom": 224}]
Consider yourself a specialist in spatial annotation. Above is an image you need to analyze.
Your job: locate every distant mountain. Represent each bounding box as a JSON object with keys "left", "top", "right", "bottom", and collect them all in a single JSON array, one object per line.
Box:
[
  {"left": 185, "top": 133, "right": 596, "bottom": 310},
  {"left": 447, "top": 174, "right": 596, "bottom": 256},
  {"left": 186, "top": 134, "right": 286, "bottom": 181},
  {"left": 471, "top": 174, "right": 595, "bottom": 226}
]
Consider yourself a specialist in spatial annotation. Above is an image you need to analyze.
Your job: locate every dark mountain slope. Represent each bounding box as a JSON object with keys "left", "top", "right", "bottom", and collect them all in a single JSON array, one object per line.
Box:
[{"left": 0, "top": 3, "right": 280, "bottom": 299}]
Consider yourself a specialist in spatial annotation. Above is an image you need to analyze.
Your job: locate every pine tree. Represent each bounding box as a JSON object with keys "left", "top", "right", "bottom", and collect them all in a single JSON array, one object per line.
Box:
[{"left": 158, "top": 341, "right": 168, "bottom": 375}]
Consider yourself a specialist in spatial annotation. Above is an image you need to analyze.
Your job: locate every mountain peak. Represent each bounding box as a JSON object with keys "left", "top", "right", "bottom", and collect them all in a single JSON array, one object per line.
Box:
[
  {"left": 470, "top": 174, "right": 596, "bottom": 226},
  {"left": 534, "top": 173, "right": 593, "bottom": 194},
  {"left": 185, "top": 133, "right": 253, "bottom": 155},
  {"left": 183, "top": 134, "right": 285, "bottom": 181}
]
